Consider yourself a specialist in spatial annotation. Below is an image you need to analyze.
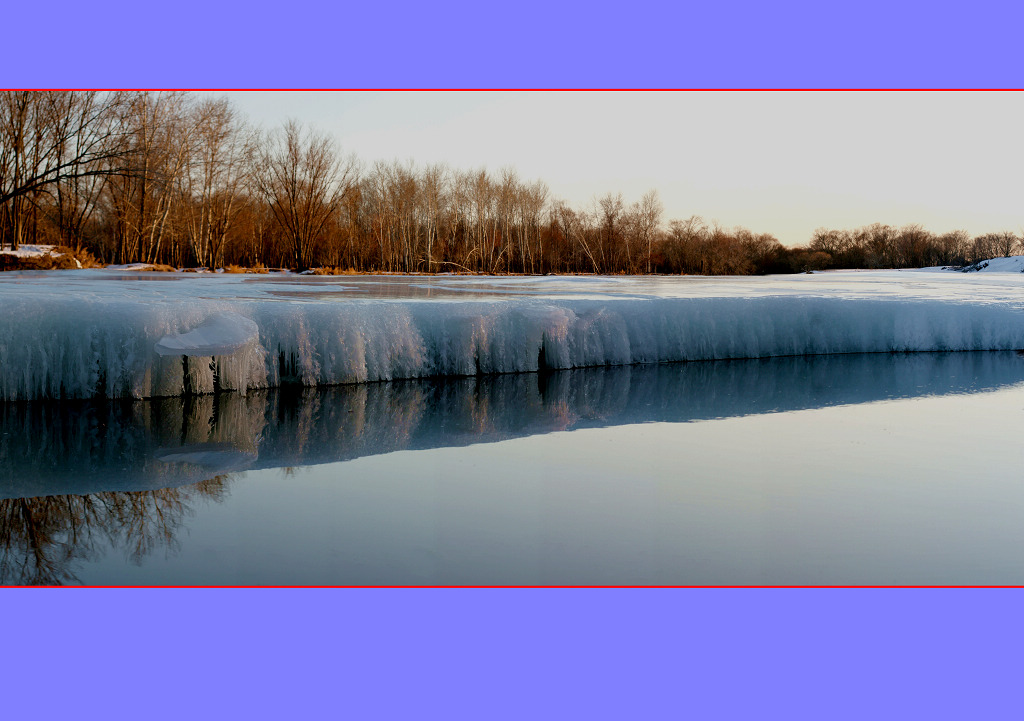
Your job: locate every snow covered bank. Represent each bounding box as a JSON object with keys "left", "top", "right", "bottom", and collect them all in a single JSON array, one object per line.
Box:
[
  {"left": 913, "top": 254, "right": 1024, "bottom": 273},
  {"left": 3, "top": 270, "right": 1024, "bottom": 400},
  {"left": 0, "top": 244, "right": 58, "bottom": 258},
  {"left": 0, "top": 244, "right": 82, "bottom": 269},
  {"left": 955, "top": 256, "right": 1024, "bottom": 273}
]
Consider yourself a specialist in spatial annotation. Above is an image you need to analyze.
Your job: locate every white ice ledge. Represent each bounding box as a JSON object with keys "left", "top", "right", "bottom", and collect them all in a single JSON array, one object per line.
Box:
[{"left": 3, "top": 271, "right": 1024, "bottom": 400}]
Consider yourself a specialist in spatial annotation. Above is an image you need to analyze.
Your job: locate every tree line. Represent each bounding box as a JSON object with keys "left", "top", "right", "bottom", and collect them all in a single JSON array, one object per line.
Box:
[
  {"left": 1, "top": 91, "right": 1018, "bottom": 274},
  {"left": 804, "top": 224, "right": 1020, "bottom": 270}
]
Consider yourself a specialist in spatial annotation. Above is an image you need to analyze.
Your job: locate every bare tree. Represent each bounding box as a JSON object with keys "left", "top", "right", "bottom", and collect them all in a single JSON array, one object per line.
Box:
[
  {"left": 102, "top": 92, "right": 194, "bottom": 264},
  {"left": 635, "top": 189, "right": 663, "bottom": 274},
  {"left": 420, "top": 163, "right": 447, "bottom": 272},
  {"left": 468, "top": 169, "right": 495, "bottom": 272},
  {"left": 991, "top": 231, "right": 1019, "bottom": 258},
  {"left": 179, "top": 97, "right": 255, "bottom": 269},
  {"left": 0, "top": 92, "right": 130, "bottom": 250},
  {"left": 254, "top": 120, "right": 357, "bottom": 270},
  {"left": 553, "top": 199, "right": 601, "bottom": 273},
  {"left": 597, "top": 192, "right": 624, "bottom": 271}
]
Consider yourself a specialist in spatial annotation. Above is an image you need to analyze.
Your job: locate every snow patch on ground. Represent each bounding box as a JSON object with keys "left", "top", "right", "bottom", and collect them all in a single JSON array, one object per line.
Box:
[
  {"left": 0, "top": 244, "right": 56, "bottom": 258},
  {"left": 958, "top": 256, "right": 1024, "bottom": 273},
  {"left": 920, "top": 255, "right": 1024, "bottom": 273},
  {"left": 105, "top": 263, "right": 166, "bottom": 271}
]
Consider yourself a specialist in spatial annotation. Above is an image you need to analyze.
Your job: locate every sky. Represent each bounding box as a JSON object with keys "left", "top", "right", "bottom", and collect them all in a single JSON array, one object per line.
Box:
[{"left": 217, "top": 91, "right": 1024, "bottom": 246}]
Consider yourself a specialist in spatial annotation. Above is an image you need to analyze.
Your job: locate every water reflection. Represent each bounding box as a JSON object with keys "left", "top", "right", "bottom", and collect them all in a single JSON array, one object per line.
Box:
[
  {"left": 0, "top": 479, "right": 228, "bottom": 585},
  {"left": 4, "top": 351, "right": 1024, "bottom": 584},
  {"left": 2, "top": 351, "right": 1024, "bottom": 501}
]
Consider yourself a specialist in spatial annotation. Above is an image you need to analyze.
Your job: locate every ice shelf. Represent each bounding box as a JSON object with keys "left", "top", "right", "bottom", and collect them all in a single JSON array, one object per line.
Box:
[{"left": 2, "top": 269, "right": 1024, "bottom": 400}]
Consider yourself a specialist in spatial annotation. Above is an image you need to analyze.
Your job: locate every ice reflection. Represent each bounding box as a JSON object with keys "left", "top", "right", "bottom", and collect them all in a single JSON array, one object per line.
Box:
[{"left": 2, "top": 351, "right": 1024, "bottom": 501}]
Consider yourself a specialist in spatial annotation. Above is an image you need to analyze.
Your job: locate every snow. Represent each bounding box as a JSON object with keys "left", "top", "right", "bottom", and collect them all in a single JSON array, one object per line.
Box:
[
  {"left": 154, "top": 312, "right": 259, "bottom": 357},
  {"left": 3, "top": 269, "right": 1024, "bottom": 400},
  {"left": 1, "top": 244, "right": 82, "bottom": 268},
  {"left": 955, "top": 256, "right": 1024, "bottom": 273},
  {"left": 910, "top": 255, "right": 1024, "bottom": 273},
  {"left": 0, "top": 244, "right": 56, "bottom": 258},
  {"left": 105, "top": 263, "right": 166, "bottom": 271}
]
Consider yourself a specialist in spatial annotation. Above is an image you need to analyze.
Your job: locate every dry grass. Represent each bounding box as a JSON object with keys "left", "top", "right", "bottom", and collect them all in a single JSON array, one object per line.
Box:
[
  {"left": 134, "top": 263, "right": 177, "bottom": 272},
  {"left": 311, "top": 266, "right": 361, "bottom": 275},
  {"left": 225, "top": 264, "right": 270, "bottom": 274},
  {"left": 54, "top": 246, "right": 104, "bottom": 268},
  {"left": 0, "top": 255, "right": 67, "bottom": 271}
]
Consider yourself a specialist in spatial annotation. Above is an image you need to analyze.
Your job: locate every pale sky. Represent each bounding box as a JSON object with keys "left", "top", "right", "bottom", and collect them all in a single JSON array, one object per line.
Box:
[{"left": 218, "top": 91, "right": 1024, "bottom": 246}]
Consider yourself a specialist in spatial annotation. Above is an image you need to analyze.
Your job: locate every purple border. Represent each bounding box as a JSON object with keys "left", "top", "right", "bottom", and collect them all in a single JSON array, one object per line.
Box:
[
  {"left": 8, "top": 588, "right": 1021, "bottom": 716},
  {"left": 7, "top": 1, "right": 1023, "bottom": 717},
  {"left": 9, "top": 2, "right": 1024, "bottom": 88}
]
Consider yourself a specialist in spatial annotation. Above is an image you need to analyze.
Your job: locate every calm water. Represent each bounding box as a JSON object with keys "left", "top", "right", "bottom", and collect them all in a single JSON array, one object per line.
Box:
[{"left": 3, "top": 351, "right": 1024, "bottom": 585}]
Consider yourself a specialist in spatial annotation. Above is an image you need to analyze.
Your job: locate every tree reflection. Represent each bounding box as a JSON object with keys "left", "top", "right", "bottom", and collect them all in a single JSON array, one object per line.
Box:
[{"left": 0, "top": 476, "right": 229, "bottom": 585}]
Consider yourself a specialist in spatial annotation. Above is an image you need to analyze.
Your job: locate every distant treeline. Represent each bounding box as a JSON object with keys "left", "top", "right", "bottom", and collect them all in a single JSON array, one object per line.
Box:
[{"left": 0, "top": 91, "right": 1017, "bottom": 273}]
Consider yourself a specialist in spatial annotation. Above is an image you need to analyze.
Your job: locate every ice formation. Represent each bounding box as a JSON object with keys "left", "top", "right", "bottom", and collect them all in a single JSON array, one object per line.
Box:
[{"left": 2, "top": 269, "right": 1024, "bottom": 400}]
